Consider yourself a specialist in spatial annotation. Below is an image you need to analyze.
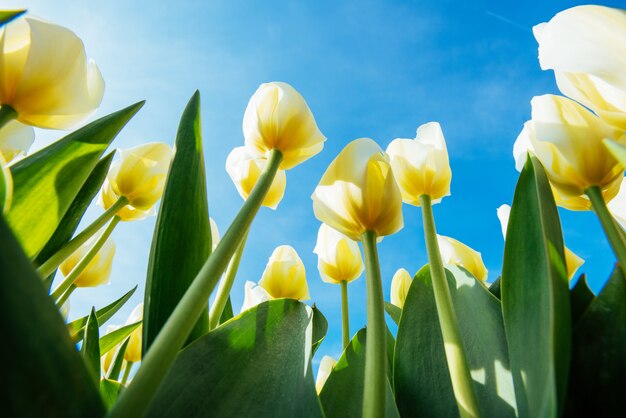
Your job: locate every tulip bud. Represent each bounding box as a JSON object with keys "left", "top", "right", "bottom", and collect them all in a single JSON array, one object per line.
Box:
[
  {"left": 225, "top": 146, "right": 286, "bottom": 209},
  {"left": 315, "top": 355, "right": 337, "bottom": 394},
  {"left": 0, "top": 17, "right": 104, "bottom": 129},
  {"left": 124, "top": 304, "right": 143, "bottom": 363},
  {"left": 436, "top": 235, "right": 488, "bottom": 281},
  {"left": 386, "top": 122, "right": 452, "bottom": 205},
  {"left": 390, "top": 268, "right": 413, "bottom": 309},
  {"left": 100, "top": 143, "right": 173, "bottom": 221},
  {"left": 209, "top": 217, "right": 220, "bottom": 252},
  {"left": 313, "top": 223, "right": 364, "bottom": 284},
  {"left": 101, "top": 325, "right": 120, "bottom": 376},
  {"left": 0, "top": 121, "right": 34, "bottom": 163},
  {"left": 258, "top": 245, "right": 310, "bottom": 300},
  {"left": 243, "top": 82, "right": 326, "bottom": 170},
  {"left": 312, "top": 138, "right": 404, "bottom": 241},
  {"left": 240, "top": 281, "right": 272, "bottom": 313},
  {"left": 58, "top": 234, "right": 115, "bottom": 287}
]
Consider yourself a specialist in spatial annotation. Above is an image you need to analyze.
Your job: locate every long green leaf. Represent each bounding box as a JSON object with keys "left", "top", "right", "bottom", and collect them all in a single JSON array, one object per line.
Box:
[
  {"left": 0, "top": 10, "right": 25, "bottom": 26},
  {"left": 144, "top": 299, "right": 322, "bottom": 417},
  {"left": 143, "top": 91, "right": 210, "bottom": 353},
  {"left": 107, "top": 337, "right": 131, "bottom": 381},
  {"left": 311, "top": 304, "right": 328, "bottom": 355},
  {"left": 0, "top": 215, "right": 104, "bottom": 416},
  {"left": 99, "top": 321, "right": 141, "bottom": 355},
  {"left": 384, "top": 301, "right": 401, "bottom": 325},
  {"left": 570, "top": 274, "right": 594, "bottom": 325},
  {"left": 100, "top": 379, "right": 124, "bottom": 410},
  {"left": 501, "top": 155, "right": 571, "bottom": 418},
  {"left": 6, "top": 101, "right": 144, "bottom": 258},
  {"left": 218, "top": 296, "right": 234, "bottom": 324},
  {"left": 81, "top": 307, "right": 101, "bottom": 385}
]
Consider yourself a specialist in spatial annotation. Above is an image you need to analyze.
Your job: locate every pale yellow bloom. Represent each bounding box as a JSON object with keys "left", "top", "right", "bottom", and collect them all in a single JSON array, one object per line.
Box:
[
  {"left": 100, "top": 143, "right": 173, "bottom": 221},
  {"left": 124, "top": 304, "right": 143, "bottom": 363},
  {"left": 243, "top": 82, "right": 326, "bottom": 170},
  {"left": 209, "top": 217, "right": 220, "bottom": 252},
  {"left": 0, "top": 16, "right": 104, "bottom": 129},
  {"left": 0, "top": 120, "right": 33, "bottom": 162},
  {"left": 437, "top": 235, "right": 488, "bottom": 281},
  {"left": 313, "top": 223, "right": 364, "bottom": 284},
  {"left": 240, "top": 280, "right": 271, "bottom": 313},
  {"left": 258, "top": 245, "right": 310, "bottom": 300},
  {"left": 225, "top": 146, "right": 286, "bottom": 209},
  {"left": 315, "top": 355, "right": 336, "bottom": 394},
  {"left": 390, "top": 268, "right": 412, "bottom": 309},
  {"left": 386, "top": 122, "right": 452, "bottom": 205},
  {"left": 101, "top": 325, "right": 120, "bottom": 376},
  {"left": 608, "top": 180, "right": 626, "bottom": 229},
  {"left": 312, "top": 138, "right": 404, "bottom": 241},
  {"left": 58, "top": 234, "right": 115, "bottom": 287}
]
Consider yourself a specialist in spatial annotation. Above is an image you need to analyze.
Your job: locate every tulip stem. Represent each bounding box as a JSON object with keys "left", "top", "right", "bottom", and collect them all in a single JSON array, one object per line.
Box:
[
  {"left": 108, "top": 149, "right": 283, "bottom": 418},
  {"left": 419, "top": 194, "right": 481, "bottom": 418},
  {"left": 361, "top": 230, "right": 386, "bottom": 418},
  {"left": 208, "top": 229, "right": 249, "bottom": 330},
  {"left": 586, "top": 186, "right": 626, "bottom": 271},
  {"left": 55, "top": 284, "right": 77, "bottom": 308},
  {"left": 340, "top": 280, "right": 350, "bottom": 350},
  {"left": 50, "top": 216, "right": 121, "bottom": 302},
  {"left": 121, "top": 361, "right": 134, "bottom": 386},
  {"left": 37, "top": 196, "right": 128, "bottom": 278},
  {"left": 0, "top": 105, "right": 17, "bottom": 130}
]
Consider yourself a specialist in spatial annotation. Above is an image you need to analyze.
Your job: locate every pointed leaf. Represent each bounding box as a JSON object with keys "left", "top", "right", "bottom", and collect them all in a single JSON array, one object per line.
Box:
[
  {"left": 218, "top": 296, "right": 234, "bottom": 324},
  {"left": 384, "top": 301, "right": 401, "bottom": 325},
  {"left": 81, "top": 308, "right": 101, "bottom": 385},
  {"left": 99, "top": 321, "right": 141, "bottom": 355},
  {"left": 0, "top": 10, "right": 25, "bottom": 26},
  {"left": 100, "top": 379, "right": 124, "bottom": 410},
  {"left": 488, "top": 277, "right": 501, "bottom": 299},
  {"left": 312, "top": 304, "right": 328, "bottom": 355},
  {"left": 570, "top": 274, "right": 594, "bottom": 325},
  {"left": 107, "top": 337, "right": 131, "bottom": 381}
]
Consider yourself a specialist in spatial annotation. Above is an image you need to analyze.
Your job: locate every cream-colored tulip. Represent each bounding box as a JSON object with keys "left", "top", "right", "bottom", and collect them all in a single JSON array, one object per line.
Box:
[
  {"left": 315, "top": 355, "right": 337, "bottom": 394},
  {"left": 209, "top": 217, "right": 220, "bottom": 252},
  {"left": 258, "top": 245, "right": 310, "bottom": 300},
  {"left": 124, "top": 304, "right": 143, "bottom": 363},
  {"left": 0, "top": 120, "right": 34, "bottom": 162},
  {"left": 58, "top": 234, "right": 115, "bottom": 287},
  {"left": 100, "top": 143, "right": 172, "bottom": 221},
  {"left": 225, "top": 146, "right": 286, "bottom": 209},
  {"left": 437, "top": 235, "right": 488, "bottom": 281},
  {"left": 386, "top": 122, "right": 452, "bottom": 205},
  {"left": 0, "top": 17, "right": 104, "bottom": 129},
  {"left": 243, "top": 82, "right": 326, "bottom": 170},
  {"left": 313, "top": 223, "right": 364, "bottom": 284},
  {"left": 390, "top": 268, "right": 413, "bottom": 309},
  {"left": 101, "top": 325, "right": 120, "bottom": 376},
  {"left": 240, "top": 281, "right": 271, "bottom": 313},
  {"left": 497, "top": 204, "right": 584, "bottom": 280},
  {"left": 312, "top": 138, "right": 403, "bottom": 241},
  {"left": 513, "top": 95, "right": 625, "bottom": 206}
]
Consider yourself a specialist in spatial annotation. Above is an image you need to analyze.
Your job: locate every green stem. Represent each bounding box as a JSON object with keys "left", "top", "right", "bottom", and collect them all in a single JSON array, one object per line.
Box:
[
  {"left": 361, "top": 230, "right": 386, "bottom": 418},
  {"left": 38, "top": 196, "right": 128, "bottom": 277},
  {"left": 208, "top": 229, "right": 249, "bottom": 330},
  {"left": 55, "top": 284, "right": 76, "bottom": 307},
  {"left": 0, "top": 105, "right": 17, "bottom": 130},
  {"left": 340, "top": 280, "right": 350, "bottom": 350},
  {"left": 121, "top": 361, "right": 134, "bottom": 386},
  {"left": 108, "top": 149, "right": 283, "bottom": 418},
  {"left": 586, "top": 186, "right": 626, "bottom": 271},
  {"left": 420, "top": 194, "right": 481, "bottom": 418},
  {"left": 50, "top": 216, "right": 121, "bottom": 301}
]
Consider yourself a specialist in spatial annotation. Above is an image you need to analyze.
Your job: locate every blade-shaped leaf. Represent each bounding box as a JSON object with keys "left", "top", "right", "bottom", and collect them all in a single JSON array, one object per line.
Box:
[
  {"left": 100, "top": 379, "right": 124, "bottom": 410},
  {"left": 100, "top": 321, "right": 141, "bottom": 355},
  {"left": 218, "top": 296, "right": 234, "bottom": 324},
  {"left": 0, "top": 10, "right": 25, "bottom": 26},
  {"left": 144, "top": 299, "right": 323, "bottom": 417},
  {"left": 143, "top": 91, "right": 210, "bottom": 352},
  {"left": 384, "top": 301, "right": 401, "bottom": 325},
  {"left": 6, "top": 101, "right": 144, "bottom": 258},
  {"left": 570, "top": 274, "right": 594, "bottom": 325},
  {"left": 312, "top": 304, "right": 328, "bottom": 355},
  {"left": 488, "top": 277, "right": 501, "bottom": 299},
  {"left": 107, "top": 337, "right": 131, "bottom": 381},
  {"left": 501, "top": 155, "right": 571, "bottom": 418},
  {"left": 81, "top": 307, "right": 101, "bottom": 385}
]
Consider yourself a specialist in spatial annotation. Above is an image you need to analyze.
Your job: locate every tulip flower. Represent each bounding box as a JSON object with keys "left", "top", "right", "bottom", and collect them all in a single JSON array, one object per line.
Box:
[
  {"left": 0, "top": 16, "right": 104, "bottom": 129},
  {"left": 240, "top": 281, "right": 271, "bottom": 313},
  {"left": 243, "top": 82, "right": 326, "bottom": 170},
  {"left": 436, "top": 235, "right": 488, "bottom": 281},
  {"left": 313, "top": 223, "right": 364, "bottom": 284},
  {"left": 258, "top": 245, "right": 310, "bottom": 300},
  {"left": 59, "top": 235, "right": 115, "bottom": 288},
  {"left": 124, "top": 304, "right": 143, "bottom": 363},
  {"left": 0, "top": 121, "right": 34, "bottom": 163},
  {"left": 225, "top": 146, "right": 286, "bottom": 209},
  {"left": 209, "top": 217, "right": 220, "bottom": 252},
  {"left": 315, "top": 356, "right": 337, "bottom": 394},
  {"left": 390, "top": 268, "right": 413, "bottom": 309},
  {"left": 386, "top": 122, "right": 452, "bottom": 205}
]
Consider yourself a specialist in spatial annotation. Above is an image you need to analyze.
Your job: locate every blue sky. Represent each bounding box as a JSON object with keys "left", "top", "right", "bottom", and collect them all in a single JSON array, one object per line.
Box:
[{"left": 10, "top": 0, "right": 624, "bottom": 364}]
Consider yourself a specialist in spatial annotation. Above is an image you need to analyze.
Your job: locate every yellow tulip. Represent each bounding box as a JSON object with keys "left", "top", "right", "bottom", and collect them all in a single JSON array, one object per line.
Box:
[
  {"left": 312, "top": 138, "right": 403, "bottom": 241},
  {"left": 101, "top": 325, "right": 120, "bottom": 376},
  {"left": 209, "top": 217, "right": 220, "bottom": 252},
  {"left": 59, "top": 234, "right": 115, "bottom": 287},
  {"left": 513, "top": 95, "right": 625, "bottom": 207},
  {"left": 390, "top": 268, "right": 413, "bottom": 309},
  {"left": 313, "top": 223, "right": 364, "bottom": 284},
  {"left": 315, "top": 355, "right": 337, "bottom": 394},
  {"left": 258, "top": 245, "right": 310, "bottom": 300},
  {"left": 0, "top": 120, "right": 33, "bottom": 162},
  {"left": 225, "top": 146, "right": 286, "bottom": 209},
  {"left": 534, "top": 5, "right": 626, "bottom": 130},
  {"left": 497, "top": 204, "right": 584, "bottom": 280},
  {"left": 608, "top": 181, "right": 626, "bottom": 229},
  {"left": 240, "top": 280, "right": 271, "bottom": 313},
  {"left": 0, "top": 16, "right": 104, "bottom": 129},
  {"left": 386, "top": 122, "right": 452, "bottom": 205},
  {"left": 243, "top": 82, "right": 326, "bottom": 170},
  {"left": 436, "top": 235, "right": 488, "bottom": 281},
  {"left": 124, "top": 304, "right": 143, "bottom": 363},
  {"left": 100, "top": 143, "right": 173, "bottom": 221}
]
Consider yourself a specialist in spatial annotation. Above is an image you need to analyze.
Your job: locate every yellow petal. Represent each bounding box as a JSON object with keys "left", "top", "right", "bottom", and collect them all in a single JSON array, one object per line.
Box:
[
  {"left": 608, "top": 180, "right": 626, "bottom": 229},
  {"left": 315, "top": 355, "right": 336, "bottom": 394},
  {"left": 437, "top": 235, "right": 488, "bottom": 281},
  {"left": 58, "top": 233, "right": 115, "bottom": 288},
  {"left": 313, "top": 223, "right": 364, "bottom": 284},
  {"left": 0, "top": 119, "right": 34, "bottom": 162},
  {"left": 209, "top": 217, "right": 220, "bottom": 252},
  {"left": 240, "top": 281, "right": 271, "bottom": 313},
  {"left": 390, "top": 268, "right": 413, "bottom": 309},
  {"left": 258, "top": 245, "right": 310, "bottom": 300},
  {"left": 124, "top": 304, "right": 143, "bottom": 363}
]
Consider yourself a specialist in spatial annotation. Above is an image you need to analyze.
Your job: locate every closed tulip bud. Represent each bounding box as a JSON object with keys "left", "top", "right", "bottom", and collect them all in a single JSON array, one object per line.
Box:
[
  {"left": 209, "top": 217, "right": 220, "bottom": 252},
  {"left": 390, "top": 268, "right": 413, "bottom": 309},
  {"left": 243, "top": 82, "right": 326, "bottom": 170},
  {"left": 240, "top": 281, "right": 272, "bottom": 313},
  {"left": 101, "top": 325, "right": 120, "bottom": 375},
  {"left": 258, "top": 245, "right": 310, "bottom": 300},
  {"left": 437, "top": 235, "right": 488, "bottom": 281},
  {"left": 315, "top": 355, "right": 337, "bottom": 394},
  {"left": 59, "top": 234, "right": 115, "bottom": 287},
  {"left": 312, "top": 138, "right": 403, "bottom": 241},
  {"left": 124, "top": 304, "right": 143, "bottom": 363},
  {"left": 386, "top": 122, "right": 452, "bottom": 205},
  {"left": 100, "top": 143, "right": 173, "bottom": 221},
  {"left": 313, "top": 223, "right": 364, "bottom": 284},
  {"left": 0, "top": 17, "right": 104, "bottom": 129},
  {"left": 225, "top": 146, "right": 286, "bottom": 209},
  {"left": 0, "top": 121, "right": 34, "bottom": 163}
]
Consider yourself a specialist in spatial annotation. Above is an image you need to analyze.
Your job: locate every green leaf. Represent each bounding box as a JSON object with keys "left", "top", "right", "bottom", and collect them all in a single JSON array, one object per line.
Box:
[
  {"left": 489, "top": 277, "right": 501, "bottom": 300},
  {"left": 143, "top": 91, "right": 210, "bottom": 352},
  {"left": 107, "top": 337, "right": 130, "bottom": 381},
  {"left": 6, "top": 101, "right": 144, "bottom": 258},
  {"left": 0, "top": 10, "right": 25, "bottom": 26},
  {"left": 0, "top": 216, "right": 104, "bottom": 416},
  {"left": 81, "top": 307, "right": 101, "bottom": 385},
  {"left": 319, "top": 327, "right": 399, "bottom": 418},
  {"left": 311, "top": 304, "right": 328, "bottom": 355},
  {"left": 218, "top": 296, "right": 234, "bottom": 324},
  {"left": 394, "top": 265, "right": 516, "bottom": 418},
  {"left": 501, "top": 155, "right": 571, "bottom": 418},
  {"left": 100, "top": 379, "right": 124, "bottom": 410},
  {"left": 99, "top": 321, "right": 141, "bottom": 356},
  {"left": 384, "top": 301, "right": 401, "bottom": 325},
  {"left": 144, "top": 299, "right": 323, "bottom": 417},
  {"left": 566, "top": 266, "right": 626, "bottom": 416},
  {"left": 570, "top": 274, "right": 594, "bottom": 325}
]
